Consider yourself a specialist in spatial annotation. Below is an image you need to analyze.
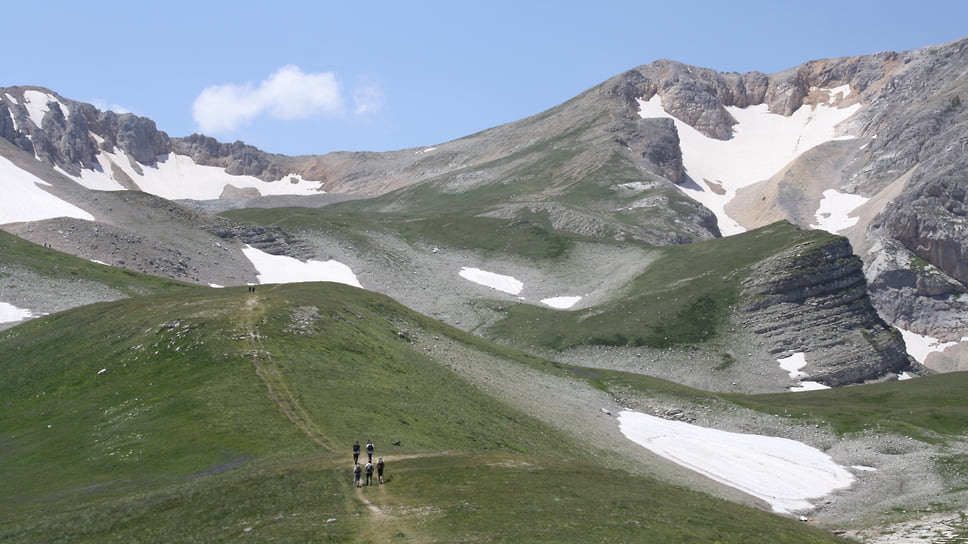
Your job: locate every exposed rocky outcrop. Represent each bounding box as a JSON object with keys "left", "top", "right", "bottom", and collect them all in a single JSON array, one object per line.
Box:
[
  {"left": 203, "top": 223, "right": 315, "bottom": 261},
  {"left": 596, "top": 37, "right": 968, "bottom": 356},
  {"left": 608, "top": 116, "right": 684, "bottom": 183},
  {"left": 739, "top": 234, "right": 921, "bottom": 386},
  {"left": 171, "top": 134, "right": 291, "bottom": 181},
  {"left": 0, "top": 87, "right": 174, "bottom": 176},
  {"left": 96, "top": 110, "right": 171, "bottom": 165}
]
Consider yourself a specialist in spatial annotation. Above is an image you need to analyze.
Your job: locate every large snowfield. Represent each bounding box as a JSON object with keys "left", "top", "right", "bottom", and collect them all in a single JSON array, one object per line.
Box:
[
  {"left": 618, "top": 410, "right": 856, "bottom": 514},
  {"left": 0, "top": 88, "right": 962, "bottom": 516}
]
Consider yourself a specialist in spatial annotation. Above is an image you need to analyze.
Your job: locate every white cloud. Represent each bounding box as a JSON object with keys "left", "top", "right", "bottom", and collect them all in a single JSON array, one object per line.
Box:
[
  {"left": 89, "top": 99, "right": 132, "bottom": 114},
  {"left": 192, "top": 65, "right": 351, "bottom": 133},
  {"left": 353, "top": 77, "right": 385, "bottom": 115}
]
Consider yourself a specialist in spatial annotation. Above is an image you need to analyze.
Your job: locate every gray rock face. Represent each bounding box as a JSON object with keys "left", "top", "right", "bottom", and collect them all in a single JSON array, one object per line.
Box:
[
  {"left": 740, "top": 235, "right": 919, "bottom": 386},
  {"left": 609, "top": 117, "right": 684, "bottom": 183},
  {"left": 0, "top": 87, "right": 172, "bottom": 175},
  {"left": 96, "top": 111, "right": 171, "bottom": 165},
  {"left": 599, "top": 38, "right": 968, "bottom": 357},
  {"left": 171, "top": 134, "right": 290, "bottom": 180},
  {"left": 204, "top": 223, "right": 315, "bottom": 262}
]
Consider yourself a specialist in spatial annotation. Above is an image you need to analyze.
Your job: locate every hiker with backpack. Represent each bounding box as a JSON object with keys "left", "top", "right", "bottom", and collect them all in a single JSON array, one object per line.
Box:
[
  {"left": 353, "top": 441, "right": 360, "bottom": 463},
  {"left": 353, "top": 463, "right": 362, "bottom": 487},
  {"left": 366, "top": 439, "right": 374, "bottom": 462},
  {"left": 377, "top": 457, "right": 385, "bottom": 484},
  {"left": 364, "top": 460, "right": 374, "bottom": 486}
]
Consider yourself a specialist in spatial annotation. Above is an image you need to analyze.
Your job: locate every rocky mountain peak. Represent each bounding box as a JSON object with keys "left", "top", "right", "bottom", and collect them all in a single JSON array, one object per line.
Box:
[{"left": 0, "top": 86, "right": 171, "bottom": 176}]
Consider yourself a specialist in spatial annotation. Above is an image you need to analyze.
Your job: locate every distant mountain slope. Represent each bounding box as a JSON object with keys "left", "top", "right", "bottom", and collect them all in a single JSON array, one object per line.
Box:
[{"left": 1, "top": 37, "right": 965, "bottom": 377}]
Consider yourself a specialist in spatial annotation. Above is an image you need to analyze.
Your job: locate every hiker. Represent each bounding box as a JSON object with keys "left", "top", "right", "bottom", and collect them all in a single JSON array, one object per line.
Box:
[
  {"left": 366, "top": 439, "right": 374, "bottom": 462},
  {"left": 353, "top": 441, "right": 360, "bottom": 463},
  {"left": 353, "top": 463, "right": 362, "bottom": 487},
  {"left": 377, "top": 457, "right": 385, "bottom": 484},
  {"left": 364, "top": 460, "right": 374, "bottom": 486}
]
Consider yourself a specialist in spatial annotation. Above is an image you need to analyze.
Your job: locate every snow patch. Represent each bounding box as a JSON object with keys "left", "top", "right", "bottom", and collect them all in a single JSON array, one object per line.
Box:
[
  {"left": 0, "top": 302, "right": 34, "bottom": 324},
  {"left": 541, "top": 296, "right": 581, "bottom": 309},
  {"left": 241, "top": 245, "right": 361, "bottom": 287},
  {"left": 810, "top": 189, "right": 868, "bottom": 233},
  {"left": 899, "top": 327, "right": 961, "bottom": 364},
  {"left": 66, "top": 149, "right": 326, "bottom": 201},
  {"left": 618, "top": 410, "right": 854, "bottom": 514},
  {"left": 790, "top": 381, "right": 830, "bottom": 392},
  {"left": 0, "top": 155, "right": 95, "bottom": 224},
  {"left": 23, "top": 90, "right": 69, "bottom": 127},
  {"left": 778, "top": 352, "right": 829, "bottom": 392},
  {"left": 637, "top": 92, "right": 861, "bottom": 235},
  {"left": 777, "top": 352, "right": 808, "bottom": 379},
  {"left": 458, "top": 267, "right": 523, "bottom": 295}
]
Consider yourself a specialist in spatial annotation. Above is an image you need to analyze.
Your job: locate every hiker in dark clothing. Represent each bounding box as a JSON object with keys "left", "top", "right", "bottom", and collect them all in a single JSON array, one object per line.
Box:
[
  {"left": 353, "top": 441, "right": 360, "bottom": 464},
  {"left": 353, "top": 463, "right": 362, "bottom": 487},
  {"left": 364, "top": 461, "right": 374, "bottom": 486},
  {"left": 366, "top": 440, "right": 374, "bottom": 462},
  {"left": 377, "top": 457, "right": 385, "bottom": 484}
]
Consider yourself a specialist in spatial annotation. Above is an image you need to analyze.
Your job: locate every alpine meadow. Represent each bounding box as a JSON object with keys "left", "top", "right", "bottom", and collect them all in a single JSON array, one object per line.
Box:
[{"left": 3, "top": 35, "right": 968, "bottom": 543}]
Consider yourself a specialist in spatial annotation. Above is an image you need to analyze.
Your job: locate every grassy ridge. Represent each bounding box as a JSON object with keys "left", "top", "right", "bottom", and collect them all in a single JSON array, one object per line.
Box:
[
  {"left": 0, "top": 283, "right": 572, "bottom": 498},
  {"left": 222, "top": 208, "right": 836, "bottom": 353},
  {"left": 487, "top": 222, "right": 834, "bottom": 350},
  {"left": 566, "top": 364, "right": 968, "bottom": 442},
  {"left": 223, "top": 205, "right": 582, "bottom": 261},
  {"left": 0, "top": 283, "right": 850, "bottom": 542},
  {"left": 0, "top": 229, "right": 193, "bottom": 296},
  {"left": 729, "top": 372, "right": 968, "bottom": 441}
]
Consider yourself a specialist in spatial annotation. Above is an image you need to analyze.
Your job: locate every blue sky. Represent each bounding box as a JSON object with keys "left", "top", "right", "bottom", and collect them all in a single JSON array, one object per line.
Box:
[{"left": 5, "top": 1, "right": 967, "bottom": 156}]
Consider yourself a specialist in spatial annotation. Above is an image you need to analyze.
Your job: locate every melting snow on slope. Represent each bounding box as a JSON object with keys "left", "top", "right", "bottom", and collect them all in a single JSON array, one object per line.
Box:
[
  {"left": 458, "top": 267, "right": 582, "bottom": 308},
  {"left": 638, "top": 88, "right": 861, "bottom": 235},
  {"left": 810, "top": 189, "right": 868, "bottom": 233},
  {"left": 0, "top": 155, "right": 95, "bottom": 224},
  {"left": 777, "top": 352, "right": 830, "bottom": 392},
  {"left": 540, "top": 296, "right": 582, "bottom": 309},
  {"left": 22, "top": 90, "right": 70, "bottom": 127},
  {"left": 0, "top": 302, "right": 34, "bottom": 324},
  {"left": 459, "top": 267, "right": 523, "bottom": 295},
  {"left": 242, "top": 246, "right": 361, "bottom": 287},
  {"left": 618, "top": 410, "right": 854, "bottom": 513},
  {"left": 68, "top": 150, "right": 325, "bottom": 200},
  {"left": 898, "top": 327, "right": 965, "bottom": 364}
]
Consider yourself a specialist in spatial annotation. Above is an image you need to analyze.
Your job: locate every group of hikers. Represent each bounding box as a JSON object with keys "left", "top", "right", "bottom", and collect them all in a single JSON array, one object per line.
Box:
[{"left": 352, "top": 440, "right": 384, "bottom": 487}]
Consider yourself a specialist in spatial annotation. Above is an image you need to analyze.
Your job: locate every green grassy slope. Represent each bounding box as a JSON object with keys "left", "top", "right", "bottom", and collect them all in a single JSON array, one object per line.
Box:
[
  {"left": 223, "top": 203, "right": 585, "bottom": 261},
  {"left": 0, "top": 283, "right": 847, "bottom": 542},
  {"left": 730, "top": 372, "right": 968, "bottom": 441},
  {"left": 0, "top": 229, "right": 194, "bottom": 296},
  {"left": 485, "top": 221, "right": 834, "bottom": 350},
  {"left": 220, "top": 206, "right": 837, "bottom": 353}
]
